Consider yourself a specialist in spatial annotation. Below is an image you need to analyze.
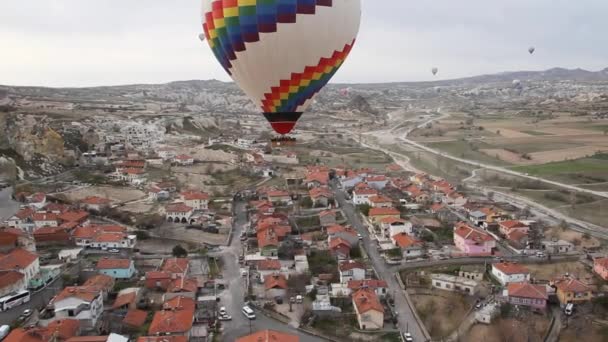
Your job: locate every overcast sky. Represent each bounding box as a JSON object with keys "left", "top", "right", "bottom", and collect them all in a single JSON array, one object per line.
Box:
[{"left": 1, "top": 0, "right": 607, "bottom": 87}]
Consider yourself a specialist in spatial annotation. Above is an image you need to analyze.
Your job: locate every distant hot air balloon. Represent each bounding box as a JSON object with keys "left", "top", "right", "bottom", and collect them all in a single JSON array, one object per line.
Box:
[
  {"left": 512, "top": 79, "right": 522, "bottom": 89},
  {"left": 198, "top": 33, "right": 205, "bottom": 42},
  {"left": 201, "top": 0, "right": 362, "bottom": 135},
  {"left": 528, "top": 46, "right": 535, "bottom": 54},
  {"left": 432, "top": 67, "right": 438, "bottom": 76}
]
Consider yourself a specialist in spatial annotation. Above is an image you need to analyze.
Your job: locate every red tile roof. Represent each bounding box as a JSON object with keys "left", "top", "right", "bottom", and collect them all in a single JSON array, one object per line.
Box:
[
  {"left": 257, "top": 259, "right": 281, "bottom": 271},
  {"left": 123, "top": 168, "right": 145, "bottom": 175},
  {"left": 81, "top": 196, "right": 112, "bottom": 205},
  {"left": 0, "top": 271, "right": 24, "bottom": 289},
  {"left": 83, "top": 274, "right": 114, "bottom": 290},
  {"left": 348, "top": 279, "right": 388, "bottom": 290},
  {"left": 508, "top": 283, "right": 547, "bottom": 300},
  {"left": 366, "top": 175, "right": 387, "bottom": 182},
  {"left": 267, "top": 190, "right": 290, "bottom": 198},
  {"left": 0, "top": 248, "right": 38, "bottom": 270},
  {"left": 368, "top": 207, "right": 400, "bottom": 217},
  {"left": 166, "top": 203, "right": 193, "bottom": 213},
  {"left": 264, "top": 274, "right": 288, "bottom": 290},
  {"left": 352, "top": 288, "right": 384, "bottom": 314},
  {"left": 319, "top": 209, "right": 336, "bottom": 218},
  {"left": 392, "top": 233, "right": 422, "bottom": 248},
  {"left": 96, "top": 258, "right": 132, "bottom": 270},
  {"left": 145, "top": 271, "right": 171, "bottom": 280},
  {"left": 368, "top": 195, "right": 393, "bottom": 204},
  {"left": 93, "top": 232, "right": 126, "bottom": 243},
  {"left": 167, "top": 277, "right": 198, "bottom": 293},
  {"left": 32, "top": 212, "right": 58, "bottom": 222},
  {"left": 493, "top": 262, "right": 529, "bottom": 275},
  {"left": 72, "top": 226, "right": 97, "bottom": 239},
  {"left": 500, "top": 220, "right": 528, "bottom": 229},
  {"left": 236, "top": 330, "right": 299, "bottom": 342},
  {"left": 554, "top": 278, "right": 591, "bottom": 293},
  {"left": 379, "top": 217, "right": 406, "bottom": 224},
  {"left": 594, "top": 257, "right": 608, "bottom": 269},
  {"left": 175, "top": 154, "right": 193, "bottom": 160},
  {"left": 329, "top": 237, "right": 351, "bottom": 250},
  {"left": 257, "top": 229, "right": 279, "bottom": 248},
  {"left": 58, "top": 210, "right": 89, "bottom": 223},
  {"left": 353, "top": 187, "right": 378, "bottom": 196},
  {"left": 309, "top": 187, "right": 332, "bottom": 199},
  {"left": 5, "top": 319, "right": 81, "bottom": 342},
  {"left": 161, "top": 258, "right": 189, "bottom": 274},
  {"left": 305, "top": 171, "right": 329, "bottom": 185},
  {"left": 0, "top": 231, "right": 18, "bottom": 246},
  {"left": 180, "top": 190, "right": 209, "bottom": 201},
  {"left": 148, "top": 308, "right": 194, "bottom": 335},
  {"left": 339, "top": 260, "right": 366, "bottom": 272},
  {"left": 123, "top": 309, "right": 148, "bottom": 327},
  {"left": 163, "top": 296, "right": 196, "bottom": 311},
  {"left": 454, "top": 223, "right": 494, "bottom": 243},
  {"left": 55, "top": 286, "right": 101, "bottom": 302},
  {"left": 112, "top": 291, "right": 137, "bottom": 309}
]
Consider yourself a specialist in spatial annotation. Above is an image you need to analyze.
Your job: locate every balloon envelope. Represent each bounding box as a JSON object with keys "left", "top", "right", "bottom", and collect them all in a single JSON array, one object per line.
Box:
[
  {"left": 528, "top": 47, "right": 535, "bottom": 54},
  {"left": 201, "top": 0, "right": 362, "bottom": 134},
  {"left": 198, "top": 33, "right": 206, "bottom": 41},
  {"left": 432, "top": 67, "right": 438, "bottom": 75}
]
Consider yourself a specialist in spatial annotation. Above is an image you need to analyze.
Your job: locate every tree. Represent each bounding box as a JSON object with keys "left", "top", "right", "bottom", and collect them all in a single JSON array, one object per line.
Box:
[
  {"left": 300, "top": 197, "right": 313, "bottom": 209},
  {"left": 135, "top": 230, "right": 150, "bottom": 240},
  {"left": 356, "top": 204, "right": 371, "bottom": 216},
  {"left": 172, "top": 245, "right": 188, "bottom": 258}
]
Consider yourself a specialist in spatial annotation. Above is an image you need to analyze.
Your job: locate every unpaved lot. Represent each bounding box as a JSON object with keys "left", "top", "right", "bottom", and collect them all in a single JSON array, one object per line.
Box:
[
  {"left": 496, "top": 128, "right": 533, "bottom": 138},
  {"left": 530, "top": 145, "right": 607, "bottom": 163},
  {"left": 152, "top": 223, "right": 229, "bottom": 246},
  {"left": 480, "top": 148, "right": 530, "bottom": 164},
  {"left": 526, "top": 261, "right": 593, "bottom": 282},
  {"left": 63, "top": 186, "right": 145, "bottom": 203},
  {"left": 466, "top": 316, "right": 550, "bottom": 342},
  {"left": 411, "top": 291, "right": 470, "bottom": 339}
]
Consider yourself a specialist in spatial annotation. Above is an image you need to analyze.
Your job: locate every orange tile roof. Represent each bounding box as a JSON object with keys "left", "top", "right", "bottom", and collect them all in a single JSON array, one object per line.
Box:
[
  {"left": 32, "top": 212, "right": 58, "bottom": 222},
  {"left": 0, "top": 231, "right": 18, "bottom": 246},
  {"left": 554, "top": 278, "right": 591, "bottom": 293},
  {"left": 236, "top": 330, "right": 299, "bottom": 342},
  {"left": 353, "top": 187, "right": 378, "bottom": 196},
  {"left": 366, "top": 175, "right": 387, "bottom": 182},
  {"left": 348, "top": 279, "right": 388, "bottom": 290},
  {"left": 72, "top": 226, "right": 97, "bottom": 239},
  {"left": 309, "top": 187, "right": 332, "bottom": 199},
  {"left": 112, "top": 291, "right": 137, "bottom": 309},
  {"left": 123, "top": 168, "right": 145, "bottom": 175},
  {"left": 58, "top": 210, "right": 89, "bottom": 223},
  {"left": 4, "top": 319, "right": 81, "bottom": 342},
  {"left": 163, "top": 296, "right": 196, "bottom": 311},
  {"left": 329, "top": 237, "right": 351, "bottom": 250},
  {"left": 0, "top": 248, "right": 38, "bottom": 270},
  {"left": 493, "top": 262, "right": 529, "bottom": 275},
  {"left": 180, "top": 190, "right": 209, "bottom": 201},
  {"left": 506, "top": 229, "right": 528, "bottom": 242},
  {"left": 55, "top": 286, "right": 101, "bottom": 302},
  {"left": 368, "top": 195, "right": 393, "bottom": 204},
  {"left": 123, "top": 309, "right": 148, "bottom": 327},
  {"left": 174, "top": 154, "right": 193, "bottom": 160},
  {"left": 148, "top": 309, "right": 194, "bottom": 335},
  {"left": 319, "top": 209, "right": 336, "bottom": 218},
  {"left": 339, "top": 260, "right": 366, "bottom": 272},
  {"left": 93, "top": 232, "right": 126, "bottom": 243},
  {"left": 352, "top": 288, "right": 384, "bottom": 314},
  {"left": 65, "top": 337, "right": 110, "bottom": 342},
  {"left": 166, "top": 203, "right": 193, "bottom": 213},
  {"left": 508, "top": 283, "right": 547, "bottom": 300},
  {"left": 392, "top": 233, "right": 422, "bottom": 248},
  {"left": 257, "top": 259, "right": 281, "bottom": 271},
  {"left": 83, "top": 274, "right": 114, "bottom": 290},
  {"left": 264, "top": 274, "right": 288, "bottom": 290},
  {"left": 327, "top": 225, "right": 347, "bottom": 235},
  {"left": 368, "top": 207, "right": 400, "bottom": 217},
  {"left": 304, "top": 171, "right": 329, "bottom": 185},
  {"left": 267, "top": 190, "right": 290, "bottom": 198},
  {"left": 257, "top": 229, "right": 279, "bottom": 248},
  {"left": 379, "top": 217, "right": 406, "bottom": 224},
  {"left": 167, "top": 277, "right": 198, "bottom": 293},
  {"left": 0, "top": 271, "right": 24, "bottom": 288},
  {"left": 454, "top": 223, "right": 494, "bottom": 242},
  {"left": 161, "top": 258, "right": 189, "bottom": 274},
  {"left": 594, "top": 257, "right": 608, "bottom": 269},
  {"left": 500, "top": 220, "right": 528, "bottom": 229},
  {"left": 145, "top": 271, "right": 171, "bottom": 280},
  {"left": 96, "top": 258, "right": 132, "bottom": 270}
]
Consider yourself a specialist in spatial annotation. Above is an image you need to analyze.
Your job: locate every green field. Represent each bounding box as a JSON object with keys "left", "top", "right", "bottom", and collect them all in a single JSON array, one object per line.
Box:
[
  {"left": 511, "top": 154, "right": 608, "bottom": 184},
  {"left": 427, "top": 140, "right": 512, "bottom": 166}
]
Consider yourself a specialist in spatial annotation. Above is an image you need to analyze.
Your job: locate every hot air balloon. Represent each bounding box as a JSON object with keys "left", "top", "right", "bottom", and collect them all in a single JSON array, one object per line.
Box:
[
  {"left": 528, "top": 46, "right": 535, "bottom": 54},
  {"left": 432, "top": 67, "right": 438, "bottom": 76},
  {"left": 201, "top": 0, "right": 362, "bottom": 135},
  {"left": 198, "top": 33, "right": 206, "bottom": 42}
]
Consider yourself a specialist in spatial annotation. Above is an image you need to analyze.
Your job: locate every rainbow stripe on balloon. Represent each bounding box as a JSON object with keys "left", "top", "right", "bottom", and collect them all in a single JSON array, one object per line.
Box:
[
  {"left": 203, "top": 0, "right": 334, "bottom": 74},
  {"left": 261, "top": 41, "right": 354, "bottom": 113}
]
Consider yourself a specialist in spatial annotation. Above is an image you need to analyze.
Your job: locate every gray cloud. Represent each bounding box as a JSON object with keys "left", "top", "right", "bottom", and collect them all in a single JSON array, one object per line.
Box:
[{"left": 1, "top": 0, "right": 607, "bottom": 86}]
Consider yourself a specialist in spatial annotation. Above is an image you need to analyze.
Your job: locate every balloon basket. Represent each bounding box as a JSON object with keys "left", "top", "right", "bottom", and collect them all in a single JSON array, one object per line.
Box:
[{"left": 270, "top": 136, "right": 297, "bottom": 147}]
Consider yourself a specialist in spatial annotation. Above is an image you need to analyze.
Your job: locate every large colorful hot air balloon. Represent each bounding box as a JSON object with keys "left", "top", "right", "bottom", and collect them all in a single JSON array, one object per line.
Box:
[{"left": 201, "top": 0, "right": 361, "bottom": 135}]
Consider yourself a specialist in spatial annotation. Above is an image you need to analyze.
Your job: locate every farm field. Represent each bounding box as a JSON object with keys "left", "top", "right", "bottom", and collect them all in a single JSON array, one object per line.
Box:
[
  {"left": 62, "top": 186, "right": 145, "bottom": 204},
  {"left": 511, "top": 153, "right": 608, "bottom": 184}
]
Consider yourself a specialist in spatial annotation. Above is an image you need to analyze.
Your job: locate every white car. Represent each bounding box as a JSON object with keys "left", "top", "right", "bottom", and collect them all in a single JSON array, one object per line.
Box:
[
  {"left": 219, "top": 307, "right": 227, "bottom": 316},
  {"left": 403, "top": 332, "right": 414, "bottom": 342},
  {"left": 218, "top": 314, "right": 232, "bottom": 321},
  {"left": 108, "top": 249, "right": 120, "bottom": 253},
  {"left": 357, "top": 233, "right": 363, "bottom": 240}
]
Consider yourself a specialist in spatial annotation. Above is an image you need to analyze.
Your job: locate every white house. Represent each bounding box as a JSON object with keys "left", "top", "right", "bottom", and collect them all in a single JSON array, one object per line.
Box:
[
  {"left": 352, "top": 187, "right": 378, "bottom": 205},
  {"left": 431, "top": 274, "right": 478, "bottom": 295},
  {"left": 53, "top": 286, "right": 104, "bottom": 331},
  {"left": 32, "top": 212, "right": 59, "bottom": 229},
  {"left": 174, "top": 154, "right": 194, "bottom": 166},
  {"left": 27, "top": 193, "right": 47, "bottom": 210},
  {"left": 116, "top": 168, "right": 147, "bottom": 185},
  {"left": 541, "top": 240, "right": 575, "bottom": 254},
  {"left": 380, "top": 217, "right": 413, "bottom": 239},
  {"left": 348, "top": 279, "right": 389, "bottom": 299},
  {"left": 165, "top": 203, "right": 194, "bottom": 223},
  {"left": 352, "top": 288, "right": 384, "bottom": 330},
  {"left": 180, "top": 190, "right": 210, "bottom": 210},
  {"left": 338, "top": 260, "right": 366, "bottom": 284},
  {"left": 365, "top": 175, "right": 388, "bottom": 190},
  {"left": 158, "top": 148, "right": 176, "bottom": 161},
  {"left": 0, "top": 248, "right": 40, "bottom": 286},
  {"left": 491, "top": 262, "right": 531, "bottom": 286}
]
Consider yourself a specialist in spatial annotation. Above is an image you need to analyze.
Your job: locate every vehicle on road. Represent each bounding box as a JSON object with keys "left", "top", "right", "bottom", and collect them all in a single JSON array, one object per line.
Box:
[
  {"left": 219, "top": 307, "right": 227, "bottom": 316},
  {"left": 0, "top": 290, "right": 30, "bottom": 312},
  {"left": 357, "top": 233, "right": 363, "bottom": 240},
  {"left": 403, "top": 332, "right": 414, "bottom": 342},
  {"left": 108, "top": 249, "right": 120, "bottom": 253},
  {"left": 296, "top": 295, "right": 303, "bottom": 304},
  {"left": 565, "top": 303, "right": 574, "bottom": 316},
  {"left": 218, "top": 314, "right": 232, "bottom": 321},
  {"left": 19, "top": 309, "right": 33, "bottom": 321},
  {"left": 475, "top": 302, "right": 482, "bottom": 310},
  {"left": 242, "top": 305, "right": 256, "bottom": 319},
  {"left": 535, "top": 252, "right": 546, "bottom": 258},
  {"left": 0, "top": 325, "right": 10, "bottom": 340}
]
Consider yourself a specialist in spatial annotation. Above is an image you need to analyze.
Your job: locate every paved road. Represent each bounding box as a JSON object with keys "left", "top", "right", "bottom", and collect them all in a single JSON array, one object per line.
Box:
[
  {"left": 332, "top": 184, "right": 427, "bottom": 341},
  {"left": 0, "top": 186, "right": 19, "bottom": 222},
  {"left": 218, "top": 201, "right": 326, "bottom": 342}
]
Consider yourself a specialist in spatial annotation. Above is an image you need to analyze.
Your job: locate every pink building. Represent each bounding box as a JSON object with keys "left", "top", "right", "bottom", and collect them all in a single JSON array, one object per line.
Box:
[
  {"left": 593, "top": 257, "right": 608, "bottom": 281},
  {"left": 453, "top": 223, "right": 496, "bottom": 255},
  {"left": 507, "top": 283, "right": 547, "bottom": 310}
]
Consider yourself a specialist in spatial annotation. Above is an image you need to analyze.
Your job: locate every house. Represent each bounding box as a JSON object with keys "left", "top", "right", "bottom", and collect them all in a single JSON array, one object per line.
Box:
[
  {"left": 491, "top": 262, "right": 530, "bottom": 286},
  {"left": 347, "top": 279, "right": 388, "bottom": 299},
  {"left": 368, "top": 195, "right": 393, "bottom": 208},
  {"left": 294, "top": 254, "right": 309, "bottom": 273},
  {"left": 256, "top": 259, "right": 282, "bottom": 282},
  {"left": 266, "top": 190, "right": 291, "bottom": 204},
  {"left": 309, "top": 187, "right": 333, "bottom": 207},
  {"left": 80, "top": 196, "right": 112, "bottom": 212},
  {"left": 380, "top": 217, "right": 413, "bottom": 239},
  {"left": 365, "top": 175, "right": 388, "bottom": 190},
  {"left": 96, "top": 258, "right": 136, "bottom": 279},
  {"left": 123, "top": 309, "right": 149, "bottom": 330},
  {"left": 368, "top": 207, "right": 400, "bottom": 224},
  {"left": 0, "top": 230, "right": 18, "bottom": 253},
  {"left": 554, "top": 277, "right": 592, "bottom": 305},
  {"left": 338, "top": 260, "right": 366, "bottom": 283},
  {"left": 148, "top": 186, "right": 170, "bottom": 201},
  {"left": 541, "top": 240, "right": 575, "bottom": 254},
  {"left": 391, "top": 233, "right": 424, "bottom": 258},
  {"left": 83, "top": 274, "right": 115, "bottom": 301},
  {"left": 459, "top": 265, "right": 485, "bottom": 281},
  {"left": 33, "top": 226, "right": 71, "bottom": 246},
  {"left": 117, "top": 168, "right": 147, "bottom": 185},
  {"left": 475, "top": 302, "right": 500, "bottom": 325},
  {"left": 352, "top": 187, "right": 378, "bottom": 205},
  {"left": 161, "top": 258, "right": 189, "bottom": 277},
  {"left": 326, "top": 225, "right": 358, "bottom": 247},
  {"left": 340, "top": 175, "right": 364, "bottom": 190},
  {"left": 498, "top": 220, "right": 529, "bottom": 237},
  {"left": 236, "top": 330, "right": 299, "bottom": 342},
  {"left": 33, "top": 212, "right": 59, "bottom": 229},
  {"left": 442, "top": 192, "right": 468, "bottom": 207},
  {"left": 54, "top": 286, "right": 104, "bottom": 331},
  {"left": 594, "top": 257, "right": 608, "bottom": 281},
  {"left": 174, "top": 155, "right": 194, "bottom": 166},
  {"left": 148, "top": 296, "right": 195, "bottom": 337},
  {"left": 59, "top": 210, "right": 90, "bottom": 227},
  {"left": 145, "top": 271, "right": 172, "bottom": 290},
  {"left": 180, "top": 190, "right": 210, "bottom": 210},
  {"left": 73, "top": 225, "right": 135, "bottom": 249},
  {"left": 305, "top": 171, "right": 329, "bottom": 188},
  {"left": 469, "top": 211, "right": 487, "bottom": 226},
  {"left": 265, "top": 274, "right": 288, "bottom": 299},
  {"left": 506, "top": 283, "right": 548, "bottom": 310},
  {"left": 5, "top": 207, "right": 35, "bottom": 233},
  {"left": 137, "top": 338, "right": 187, "bottom": 342},
  {"left": 329, "top": 237, "right": 352, "bottom": 260},
  {"left": 319, "top": 210, "right": 337, "bottom": 227},
  {"left": 165, "top": 203, "right": 194, "bottom": 224},
  {"left": 27, "top": 192, "right": 47, "bottom": 210},
  {"left": 165, "top": 277, "right": 198, "bottom": 300},
  {"left": 65, "top": 334, "right": 129, "bottom": 342},
  {"left": 4, "top": 319, "right": 80, "bottom": 342},
  {"left": 352, "top": 288, "right": 384, "bottom": 330},
  {"left": 0, "top": 248, "right": 40, "bottom": 286},
  {"left": 257, "top": 229, "right": 279, "bottom": 257},
  {"left": 431, "top": 274, "right": 478, "bottom": 295},
  {"left": 112, "top": 288, "right": 140, "bottom": 311},
  {"left": 453, "top": 223, "right": 496, "bottom": 255},
  {"left": 0, "top": 271, "right": 26, "bottom": 297}
]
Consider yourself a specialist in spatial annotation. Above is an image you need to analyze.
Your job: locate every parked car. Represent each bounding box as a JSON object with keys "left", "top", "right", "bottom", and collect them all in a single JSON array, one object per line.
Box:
[
  {"left": 219, "top": 307, "right": 227, "bottom": 316},
  {"left": 357, "top": 233, "right": 363, "bottom": 240},
  {"left": 108, "top": 249, "right": 120, "bottom": 253},
  {"left": 0, "top": 325, "right": 10, "bottom": 340},
  {"left": 403, "top": 332, "right": 414, "bottom": 342},
  {"left": 19, "top": 309, "right": 33, "bottom": 321},
  {"left": 218, "top": 314, "right": 232, "bottom": 321}
]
